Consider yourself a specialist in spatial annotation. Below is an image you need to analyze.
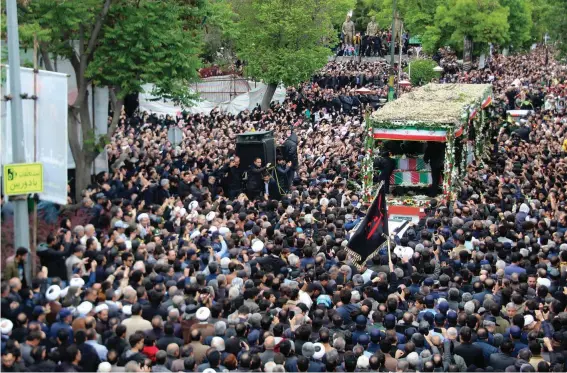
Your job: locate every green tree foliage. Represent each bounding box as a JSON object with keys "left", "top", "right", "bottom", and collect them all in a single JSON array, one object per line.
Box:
[
  {"left": 202, "top": 0, "right": 240, "bottom": 63},
  {"left": 87, "top": 1, "right": 203, "bottom": 107},
  {"left": 366, "top": 0, "right": 441, "bottom": 36},
  {"left": 527, "top": 0, "right": 552, "bottom": 43},
  {"left": 329, "top": 0, "right": 357, "bottom": 29},
  {"left": 500, "top": 0, "right": 533, "bottom": 51},
  {"left": 404, "top": 59, "right": 438, "bottom": 86},
  {"left": 234, "top": 0, "right": 336, "bottom": 109},
  {"left": 16, "top": 0, "right": 226, "bottom": 200},
  {"left": 421, "top": 0, "right": 510, "bottom": 54},
  {"left": 540, "top": 0, "right": 567, "bottom": 58},
  {"left": 352, "top": 0, "right": 381, "bottom": 31}
]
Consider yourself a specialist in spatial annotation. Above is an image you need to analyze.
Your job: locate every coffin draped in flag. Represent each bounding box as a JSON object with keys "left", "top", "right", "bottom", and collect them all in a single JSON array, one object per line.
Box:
[{"left": 346, "top": 183, "right": 389, "bottom": 267}]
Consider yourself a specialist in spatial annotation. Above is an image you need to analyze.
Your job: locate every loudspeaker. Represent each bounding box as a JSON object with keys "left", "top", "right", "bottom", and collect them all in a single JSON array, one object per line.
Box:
[{"left": 235, "top": 131, "right": 276, "bottom": 171}]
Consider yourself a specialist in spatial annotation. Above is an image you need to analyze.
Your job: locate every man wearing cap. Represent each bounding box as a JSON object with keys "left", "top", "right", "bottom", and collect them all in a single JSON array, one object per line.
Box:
[
  {"left": 114, "top": 220, "right": 129, "bottom": 241},
  {"left": 352, "top": 315, "right": 369, "bottom": 344},
  {"left": 31, "top": 305, "right": 49, "bottom": 336},
  {"left": 510, "top": 325, "right": 528, "bottom": 357},
  {"left": 418, "top": 295, "right": 438, "bottom": 321},
  {"left": 49, "top": 309, "right": 73, "bottom": 343}
]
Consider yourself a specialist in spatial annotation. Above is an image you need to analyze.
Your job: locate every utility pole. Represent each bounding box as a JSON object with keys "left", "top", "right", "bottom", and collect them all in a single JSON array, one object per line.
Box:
[
  {"left": 390, "top": 0, "right": 397, "bottom": 67},
  {"left": 6, "top": 0, "right": 32, "bottom": 283},
  {"left": 388, "top": 0, "right": 398, "bottom": 101}
]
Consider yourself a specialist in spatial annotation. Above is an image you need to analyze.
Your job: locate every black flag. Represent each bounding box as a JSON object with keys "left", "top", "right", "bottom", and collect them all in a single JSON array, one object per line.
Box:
[{"left": 346, "top": 183, "right": 389, "bottom": 267}]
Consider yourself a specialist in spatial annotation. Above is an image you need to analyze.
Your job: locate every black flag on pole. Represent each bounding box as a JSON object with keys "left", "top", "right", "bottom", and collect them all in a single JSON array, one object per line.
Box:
[{"left": 346, "top": 183, "right": 389, "bottom": 268}]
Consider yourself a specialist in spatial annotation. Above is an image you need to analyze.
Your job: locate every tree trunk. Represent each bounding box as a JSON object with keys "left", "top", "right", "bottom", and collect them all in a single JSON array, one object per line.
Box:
[
  {"left": 73, "top": 155, "right": 93, "bottom": 203},
  {"left": 260, "top": 83, "right": 278, "bottom": 111},
  {"left": 68, "top": 105, "right": 96, "bottom": 202}
]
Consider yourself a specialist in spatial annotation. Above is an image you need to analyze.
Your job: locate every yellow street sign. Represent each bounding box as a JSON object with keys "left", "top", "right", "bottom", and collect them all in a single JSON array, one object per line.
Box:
[{"left": 3, "top": 163, "right": 44, "bottom": 196}]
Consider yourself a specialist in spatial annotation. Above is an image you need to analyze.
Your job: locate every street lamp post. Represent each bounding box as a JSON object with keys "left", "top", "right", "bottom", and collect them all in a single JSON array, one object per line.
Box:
[
  {"left": 388, "top": 0, "right": 398, "bottom": 101},
  {"left": 390, "top": 0, "right": 397, "bottom": 67}
]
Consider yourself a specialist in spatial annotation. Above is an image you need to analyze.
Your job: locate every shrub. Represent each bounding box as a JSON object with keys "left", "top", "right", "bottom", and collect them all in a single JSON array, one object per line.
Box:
[{"left": 404, "top": 59, "right": 439, "bottom": 86}]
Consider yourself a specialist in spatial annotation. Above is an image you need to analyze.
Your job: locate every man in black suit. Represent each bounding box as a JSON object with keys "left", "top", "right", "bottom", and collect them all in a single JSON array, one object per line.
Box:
[
  {"left": 261, "top": 173, "right": 281, "bottom": 201},
  {"left": 220, "top": 156, "right": 244, "bottom": 199},
  {"left": 454, "top": 326, "right": 485, "bottom": 369},
  {"left": 375, "top": 149, "right": 396, "bottom": 194},
  {"left": 424, "top": 142, "right": 446, "bottom": 197},
  {"left": 488, "top": 340, "right": 517, "bottom": 371},
  {"left": 257, "top": 246, "right": 286, "bottom": 277},
  {"left": 246, "top": 157, "right": 268, "bottom": 201}
]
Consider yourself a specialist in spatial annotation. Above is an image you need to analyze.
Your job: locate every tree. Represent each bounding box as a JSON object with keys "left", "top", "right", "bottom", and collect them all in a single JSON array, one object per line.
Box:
[
  {"left": 353, "top": 0, "right": 382, "bottom": 31},
  {"left": 527, "top": 0, "right": 552, "bottom": 44},
  {"left": 539, "top": 0, "right": 567, "bottom": 58},
  {"left": 328, "top": 0, "right": 357, "bottom": 29},
  {"left": 202, "top": 0, "right": 240, "bottom": 64},
  {"left": 233, "top": 0, "right": 337, "bottom": 110},
  {"left": 421, "top": 0, "right": 510, "bottom": 55},
  {"left": 16, "top": 0, "right": 220, "bottom": 201},
  {"left": 500, "top": 0, "right": 533, "bottom": 51},
  {"left": 367, "top": 0, "right": 441, "bottom": 36},
  {"left": 404, "top": 59, "right": 438, "bottom": 86}
]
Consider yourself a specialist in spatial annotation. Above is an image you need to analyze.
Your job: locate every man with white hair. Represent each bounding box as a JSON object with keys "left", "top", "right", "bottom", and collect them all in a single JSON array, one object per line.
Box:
[
  {"left": 406, "top": 351, "right": 421, "bottom": 370},
  {"left": 214, "top": 321, "right": 227, "bottom": 337},
  {"left": 74, "top": 225, "right": 86, "bottom": 242},
  {"left": 122, "top": 287, "right": 138, "bottom": 306},
  {"left": 264, "top": 361, "right": 277, "bottom": 373},
  {"left": 357, "top": 355, "right": 370, "bottom": 370},
  {"left": 97, "top": 362, "right": 112, "bottom": 373},
  {"left": 211, "top": 337, "right": 225, "bottom": 355},
  {"left": 132, "top": 261, "right": 146, "bottom": 273},
  {"left": 80, "top": 224, "right": 100, "bottom": 249}
]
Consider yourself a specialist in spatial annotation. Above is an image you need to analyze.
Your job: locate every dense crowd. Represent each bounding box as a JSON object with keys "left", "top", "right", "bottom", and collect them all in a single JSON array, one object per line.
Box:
[{"left": 1, "top": 46, "right": 567, "bottom": 373}]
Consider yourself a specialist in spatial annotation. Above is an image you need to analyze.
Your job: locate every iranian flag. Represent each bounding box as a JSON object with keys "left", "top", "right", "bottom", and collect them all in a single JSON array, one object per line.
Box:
[
  {"left": 395, "top": 158, "right": 428, "bottom": 171},
  {"left": 481, "top": 96, "right": 492, "bottom": 109},
  {"left": 469, "top": 107, "right": 478, "bottom": 121},
  {"left": 391, "top": 171, "right": 432, "bottom": 185}
]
